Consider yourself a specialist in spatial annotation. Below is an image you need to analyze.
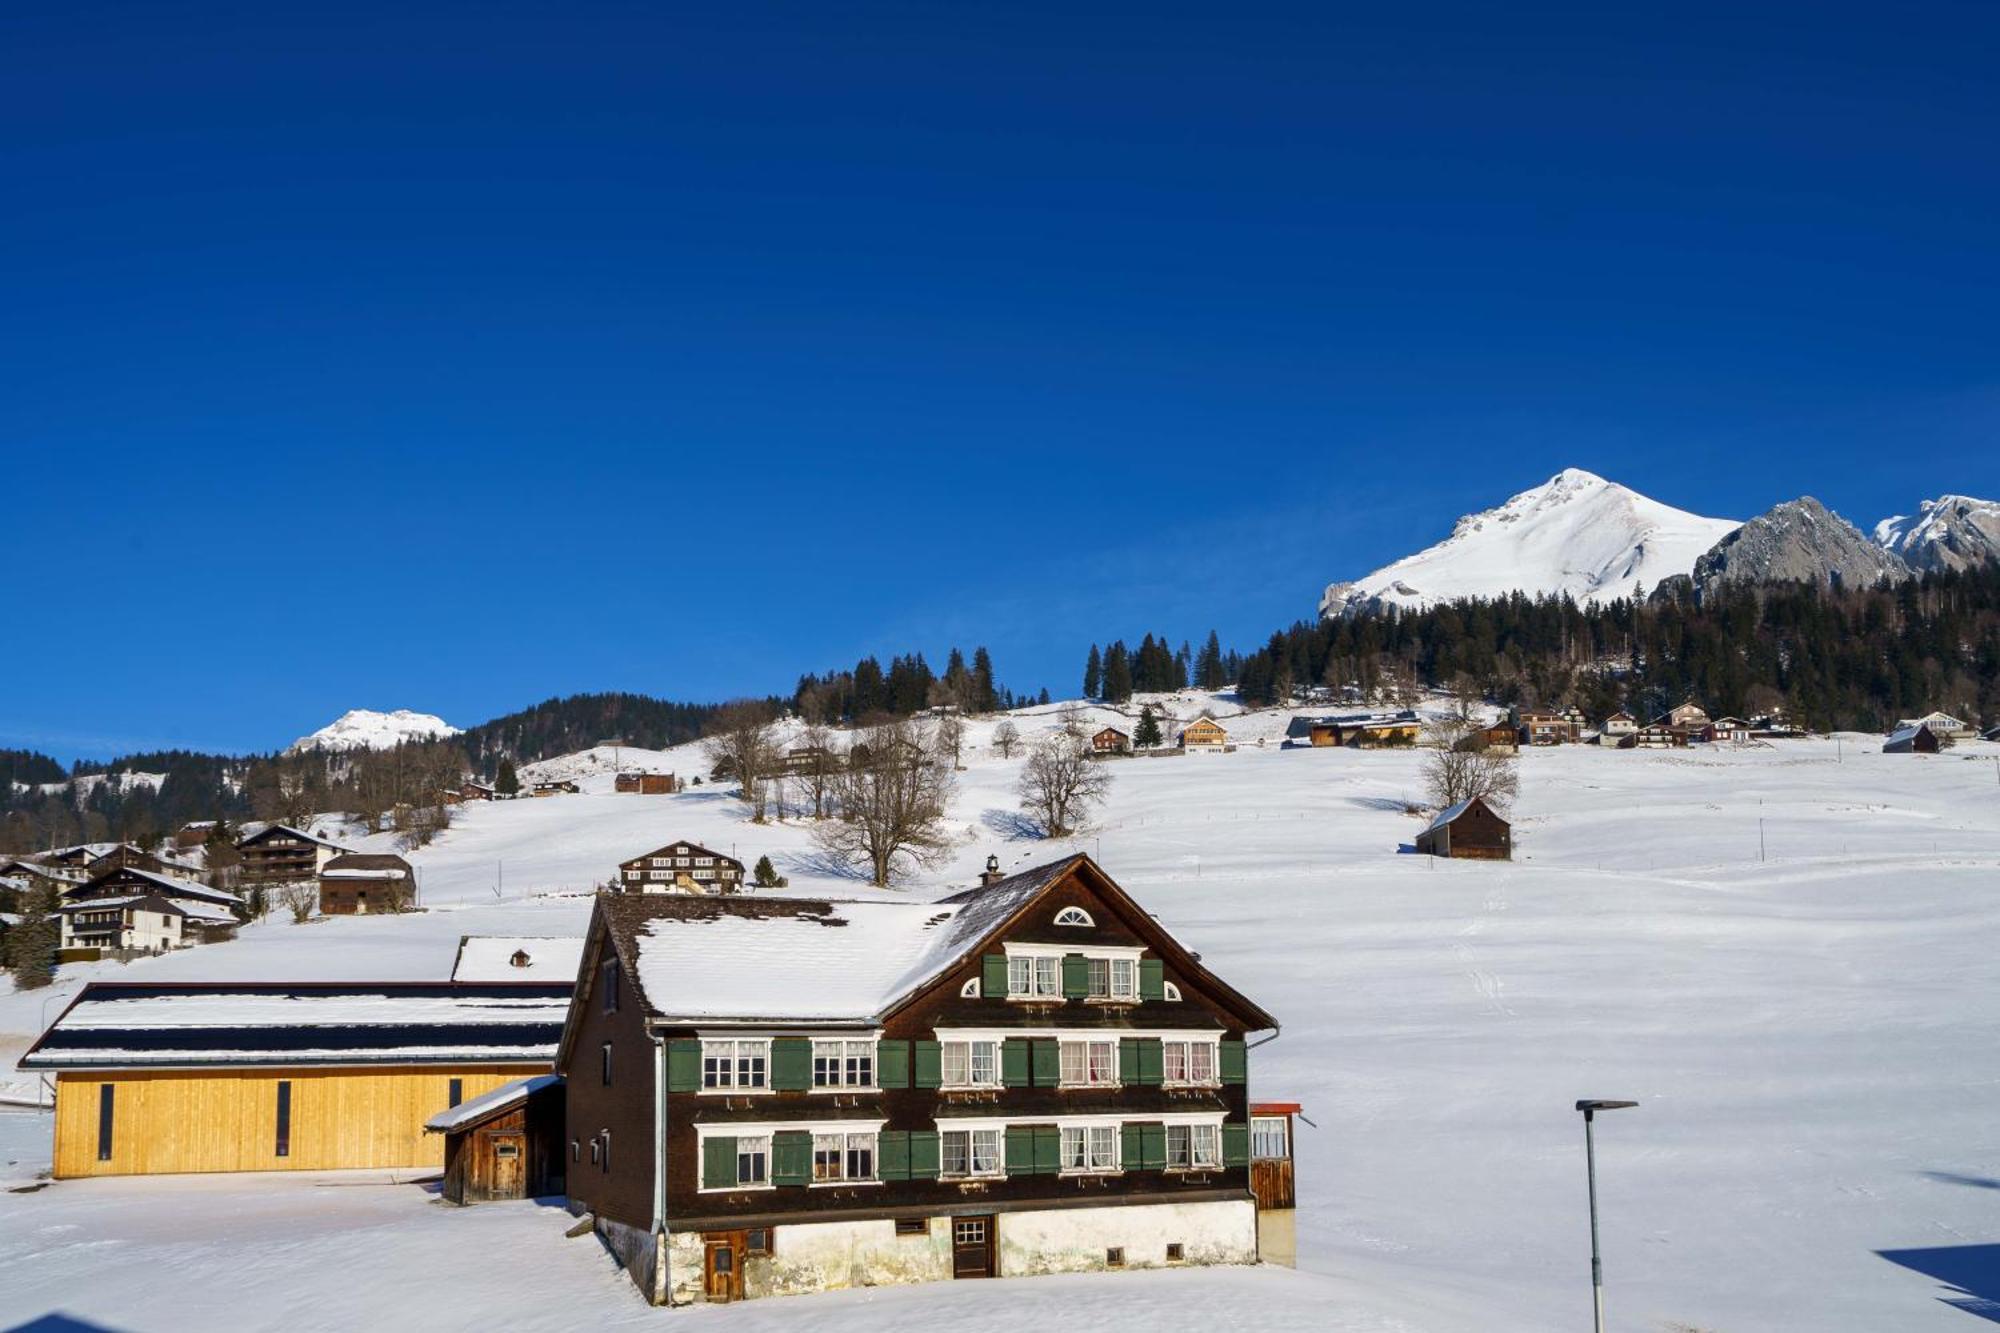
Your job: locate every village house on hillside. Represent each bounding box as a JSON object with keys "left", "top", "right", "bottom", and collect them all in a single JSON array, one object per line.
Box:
[
  {"left": 1413, "top": 797, "right": 1512, "bottom": 860},
  {"left": 559, "top": 853, "right": 1288, "bottom": 1307},
  {"left": 1180, "top": 716, "right": 1230, "bottom": 752},
  {"left": 615, "top": 772, "right": 681, "bottom": 795},
  {"left": 317, "top": 852, "right": 416, "bottom": 915},
  {"left": 57, "top": 892, "right": 239, "bottom": 956},
  {"left": 1895, "top": 711, "right": 1974, "bottom": 740},
  {"left": 1663, "top": 701, "right": 1711, "bottom": 731},
  {"left": 20, "top": 981, "right": 571, "bottom": 1178},
  {"left": 235, "top": 824, "right": 350, "bottom": 888},
  {"left": 1599, "top": 710, "right": 1638, "bottom": 740},
  {"left": 1091, "top": 725, "right": 1132, "bottom": 756},
  {"left": 531, "top": 779, "right": 581, "bottom": 797},
  {"left": 1515, "top": 708, "right": 1582, "bottom": 746},
  {"left": 1620, "top": 723, "right": 1687, "bottom": 750},
  {"left": 616, "top": 840, "right": 745, "bottom": 894}
]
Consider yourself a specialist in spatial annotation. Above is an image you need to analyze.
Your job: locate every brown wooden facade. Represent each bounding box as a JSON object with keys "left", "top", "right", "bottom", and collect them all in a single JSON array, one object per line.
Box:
[
  {"left": 1091, "top": 727, "right": 1132, "bottom": 755},
  {"left": 236, "top": 825, "right": 341, "bottom": 887},
  {"left": 616, "top": 840, "right": 744, "bottom": 893},
  {"left": 436, "top": 1078, "right": 567, "bottom": 1204},
  {"left": 317, "top": 853, "right": 415, "bottom": 915},
  {"left": 1413, "top": 796, "right": 1512, "bottom": 860},
  {"left": 615, "top": 772, "right": 680, "bottom": 794}
]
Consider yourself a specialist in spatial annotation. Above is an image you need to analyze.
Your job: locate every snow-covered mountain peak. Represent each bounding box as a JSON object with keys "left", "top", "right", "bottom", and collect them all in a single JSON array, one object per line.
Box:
[
  {"left": 1319, "top": 470, "right": 1740, "bottom": 618},
  {"left": 288, "top": 709, "right": 462, "bottom": 753},
  {"left": 1873, "top": 493, "right": 2000, "bottom": 573}
]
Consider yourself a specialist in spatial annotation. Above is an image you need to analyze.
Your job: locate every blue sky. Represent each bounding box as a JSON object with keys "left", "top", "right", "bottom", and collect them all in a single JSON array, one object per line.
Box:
[{"left": 5, "top": 2, "right": 1998, "bottom": 761}]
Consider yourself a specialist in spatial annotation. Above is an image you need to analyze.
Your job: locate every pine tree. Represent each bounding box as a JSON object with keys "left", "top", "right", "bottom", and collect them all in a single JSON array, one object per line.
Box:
[
  {"left": 1197, "top": 631, "right": 1225, "bottom": 689},
  {"left": 753, "top": 854, "right": 785, "bottom": 888},
  {"left": 1083, "top": 645, "right": 1103, "bottom": 700},
  {"left": 4, "top": 886, "right": 57, "bottom": 989},
  {"left": 1134, "top": 704, "right": 1163, "bottom": 748},
  {"left": 971, "top": 647, "right": 998, "bottom": 712},
  {"left": 495, "top": 757, "right": 520, "bottom": 796},
  {"left": 1102, "top": 641, "right": 1134, "bottom": 703}
]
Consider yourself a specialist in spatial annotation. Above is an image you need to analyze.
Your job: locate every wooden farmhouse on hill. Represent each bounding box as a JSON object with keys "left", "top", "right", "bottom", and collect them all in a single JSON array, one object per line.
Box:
[
  {"left": 317, "top": 852, "right": 416, "bottom": 915},
  {"left": 616, "top": 840, "right": 745, "bottom": 894},
  {"left": 532, "top": 779, "right": 581, "bottom": 797},
  {"left": 1180, "top": 716, "right": 1230, "bottom": 751},
  {"left": 615, "top": 772, "right": 681, "bottom": 795},
  {"left": 559, "top": 854, "right": 1290, "bottom": 1306},
  {"left": 58, "top": 865, "right": 243, "bottom": 957},
  {"left": 1413, "top": 796, "right": 1512, "bottom": 860},
  {"left": 236, "top": 824, "right": 349, "bottom": 888},
  {"left": 20, "top": 981, "right": 571, "bottom": 1178},
  {"left": 1092, "top": 726, "right": 1132, "bottom": 755},
  {"left": 1515, "top": 710, "right": 1578, "bottom": 747},
  {"left": 1895, "top": 711, "right": 1974, "bottom": 740},
  {"left": 1600, "top": 710, "right": 1638, "bottom": 740}
]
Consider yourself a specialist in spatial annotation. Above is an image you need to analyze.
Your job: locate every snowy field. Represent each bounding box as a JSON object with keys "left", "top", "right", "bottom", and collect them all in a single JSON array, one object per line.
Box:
[{"left": 5, "top": 699, "right": 2000, "bottom": 1331}]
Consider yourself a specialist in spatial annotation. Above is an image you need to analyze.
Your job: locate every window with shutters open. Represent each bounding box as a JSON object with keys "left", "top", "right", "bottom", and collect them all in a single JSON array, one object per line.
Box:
[
  {"left": 737, "top": 1135, "right": 770, "bottom": 1186},
  {"left": 811, "top": 1132, "right": 877, "bottom": 1183},
  {"left": 811, "top": 1040, "right": 876, "bottom": 1089},
  {"left": 1161, "top": 1039, "right": 1219, "bottom": 1087},
  {"left": 1007, "top": 955, "right": 1061, "bottom": 998},
  {"left": 940, "top": 1127, "right": 1004, "bottom": 1178},
  {"left": 1058, "top": 1039, "right": 1118, "bottom": 1087},
  {"left": 940, "top": 1039, "right": 999, "bottom": 1089},
  {"left": 1167, "top": 1123, "right": 1221, "bottom": 1169},
  {"left": 1059, "top": 1124, "right": 1119, "bottom": 1173},
  {"left": 702, "top": 1039, "right": 770, "bottom": 1090}
]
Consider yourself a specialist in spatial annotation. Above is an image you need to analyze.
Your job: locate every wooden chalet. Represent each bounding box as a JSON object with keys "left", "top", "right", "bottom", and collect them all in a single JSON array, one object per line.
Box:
[
  {"left": 1473, "top": 724, "right": 1519, "bottom": 752},
  {"left": 1515, "top": 710, "right": 1578, "bottom": 747},
  {"left": 317, "top": 852, "right": 416, "bottom": 915},
  {"left": 20, "top": 981, "right": 571, "bottom": 1178},
  {"left": 236, "top": 824, "right": 349, "bottom": 887},
  {"left": 616, "top": 840, "right": 745, "bottom": 895},
  {"left": 42, "top": 845, "right": 103, "bottom": 872},
  {"left": 531, "top": 779, "right": 581, "bottom": 797},
  {"left": 615, "top": 772, "right": 680, "bottom": 795},
  {"left": 559, "top": 853, "right": 1284, "bottom": 1306},
  {"left": 1600, "top": 710, "right": 1638, "bottom": 739},
  {"left": 173, "top": 821, "right": 219, "bottom": 850},
  {"left": 1303, "top": 711, "right": 1421, "bottom": 748},
  {"left": 1883, "top": 724, "right": 1946, "bottom": 754},
  {"left": 83, "top": 844, "right": 202, "bottom": 879},
  {"left": 1664, "top": 701, "right": 1711, "bottom": 731},
  {"left": 1180, "top": 717, "right": 1230, "bottom": 751},
  {"left": 64, "top": 864, "right": 243, "bottom": 916},
  {"left": 1619, "top": 724, "right": 1687, "bottom": 749},
  {"left": 460, "top": 781, "right": 498, "bottom": 802},
  {"left": 57, "top": 892, "right": 238, "bottom": 956},
  {"left": 1091, "top": 726, "right": 1132, "bottom": 756},
  {"left": 1412, "top": 796, "right": 1512, "bottom": 860},
  {"left": 1701, "top": 717, "right": 1753, "bottom": 745},
  {"left": 1896, "top": 711, "right": 1974, "bottom": 740},
  {"left": 427, "top": 1074, "right": 567, "bottom": 1204}
]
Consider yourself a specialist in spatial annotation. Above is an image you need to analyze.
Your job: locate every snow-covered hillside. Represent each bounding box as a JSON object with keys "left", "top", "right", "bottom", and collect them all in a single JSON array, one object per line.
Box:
[
  {"left": 288, "top": 708, "right": 461, "bottom": 753},
  {"left": 6, "top": 697, "right": 2000, "bottom": 1331},
  {"left": 1319, "top": 469, "right": 1739, "bottom": 618}
]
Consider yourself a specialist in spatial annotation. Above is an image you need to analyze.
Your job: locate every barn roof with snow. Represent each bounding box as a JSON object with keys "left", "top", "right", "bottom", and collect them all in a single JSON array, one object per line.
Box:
[{"left": 20, "top": 982, "right": 572, "bottom": 1071}]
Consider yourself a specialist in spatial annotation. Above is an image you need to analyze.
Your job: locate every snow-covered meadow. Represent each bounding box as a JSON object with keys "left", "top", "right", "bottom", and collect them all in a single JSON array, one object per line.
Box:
[{"left": 5, "top": 699, "right": 1999, "bottom": 1331}]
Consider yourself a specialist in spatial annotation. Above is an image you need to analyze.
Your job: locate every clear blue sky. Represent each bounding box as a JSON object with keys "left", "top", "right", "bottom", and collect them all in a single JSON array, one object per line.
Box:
[{"left": 5, "top": 2, "right": 1998, "bottom": 761}]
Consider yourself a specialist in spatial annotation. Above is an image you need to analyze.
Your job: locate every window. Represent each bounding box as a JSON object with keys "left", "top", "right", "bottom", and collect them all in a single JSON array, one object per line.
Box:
[
  {"left": 1167, "top": 1123, "right": 1221, "bottom": 1169},
  {"left": 703, "top": 1040, "right": 770, "bottom": 1090},
  {"left": 940, "top": 1039, "right": 999, "bottom": 1088},
  {"left": 1163, "top": 982, "right": 1182, "bottom": 1002},
  {"left": 959, "top": 977, "right": 981, "bottom": 998},
  {"left": 602, "top": 961, "right": 620, "bottom": 1013},
  {"left": 747, "top": 1228, "right": 771, "bottom": 1254},
  {"left": 1252, "top": 1116, "right": 1289, "bottom": 1160},
  {"left": 1162, "top": 1040, "right": 1218, "bottom": 1086},
  {"left": 589, "top": 1139, "right": 600, "bottom": 1165},
  {"left": 941, "top": 1128, "right": 1003, "bottom": 1178},
  {"left": 1085, "top": 957, "right": 1137, "bottom": 1001},
  {"left": 274, "top": 1081, "right": 291, "bottom": 1157},
  {"left": 1054, "top": 906, "right": 1094, "bottom": 927},
  {"left": 736, "top": 1136, "right": 770, "bottom": 1186},
  {"left": 894, "top": 1218, "right": 928, "bottom": 1237},
  {"left": 97, "top": 1084, "right": 114, "bottom": 1162},
  {"left": 1059, "top": 1040, "right": 1118, "bottom": 1087},
  {"left": 812, "top": 1040, "right": 875, "bottom": 1089},
  {"left": 812, "top": 1132, "right": 876, "bottom": 1182},
  {"left": 1106, "top": 1247, "right": 1125, "bottom": 1267},
  {"left": 601, "top": 1131, "right": 611, "bottom": 1173},
  {"left": 1006, "top": 955, "right": 1060, "bottom": 998},
  {"left": 1060, "top": 1125, "right": 1118, "bottom": 1172},
  {"left": 601, "top": 1042, "right": 614, "bottom": 1086},
  {"left": 448, "top": 1078, "right": 463, "bottom": 1108},
  {"left": 1166, "top": 1243, "right": 1185, "bottom": 1262}
]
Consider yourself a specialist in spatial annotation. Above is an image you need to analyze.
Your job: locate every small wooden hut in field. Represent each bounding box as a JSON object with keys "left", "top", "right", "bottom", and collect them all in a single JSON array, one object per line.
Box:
[
  {"left": 426, "top": 1073, "right": 566, "bottom": 1204},
  {"left": 1413, "top": 796, "right": 1512, "bottom": 860}
]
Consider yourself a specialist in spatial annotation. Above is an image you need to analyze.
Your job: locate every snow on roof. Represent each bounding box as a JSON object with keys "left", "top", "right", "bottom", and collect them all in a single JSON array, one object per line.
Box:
[
  {"left": 1421, "top": 798, "right": 1500, "bottom": 836},
  {"left": 58, "top": 891, "right": 234, "bottom": 922},
  {"left": 451, "top": 936, "right": 586, "bottom": 984},
  {"left": 424, "top": 1073, "right": 561, "bottom": 1133},
  {"left": 69, "top": 865, "right": 242, "bottom": 908},
  {"left": 21, "top": 982, "right": 572, "bottom": 1070},
  {"left": 1884, "top": 725, "right": 1926, "bottom": 747}
]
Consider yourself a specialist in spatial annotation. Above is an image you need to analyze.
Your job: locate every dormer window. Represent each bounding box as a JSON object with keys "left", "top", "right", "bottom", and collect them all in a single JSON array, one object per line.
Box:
[
  {"left": 510, "top": 949, "right": 532, "bottom": 969},
  {"left": 1053, "top": 906, "right": 1094, "bottom": 928}
]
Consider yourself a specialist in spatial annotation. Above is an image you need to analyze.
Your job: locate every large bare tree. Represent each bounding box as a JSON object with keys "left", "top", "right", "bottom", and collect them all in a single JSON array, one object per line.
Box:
[
  {"left": 794, "top": 722, "right": 838, "bottom": 820},
  {"left": 991, "top": 720, "right": 1022, "bottom": 759},
  {"left": 1421, "top": 717, "right": 1519, "bottom": 812},
  {"left": 1018, "top": 732, "right": 1112, "bottom": 839},
  {"left": 704, "top": 700, "right": 780, "bottom": 823},
  {"left": 813, "top": 720, "right": 957, "bottom": 886}
]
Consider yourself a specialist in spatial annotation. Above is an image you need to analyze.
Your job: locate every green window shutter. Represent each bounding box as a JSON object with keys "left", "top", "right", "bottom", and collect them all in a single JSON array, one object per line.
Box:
[
  {"left": 1139, "top": 959, "right": 1166, "bottom": 1001},
  {"left": 1005, "top": 1126, "right": 1037, "bottom": 1174},
  {"left": 877, "top": 1040, "right": 912, "bottom": 1089},
  {"left": 1032, "top": 1125, "right": 1061, "bottom": 1175},
  {"left": 878, "top": 1130, "right": 911, "bottom": 1181},
  {"left": 908, "top": 1130, "right": 940, "bottom": 1180},
  {"left": 1141, "top": 1122, "right": 1167, "bottom": 1169},
  {"left": 1030, "top": 1038, "right": 1060, "bottom": 1087},
  {"left": 1223, "top": 1122, "right": 1249, "bottom": 1167},
  {"left": 1136, "top": 1038, "right": 1164, "bottom": 1086},
  {"left": 1121, "top": 1123, "right": 1144, "bottom": 1170},
  {"left": 771, "top": 1037, "right": 812, "bottom": 1091},
  {"left": 1219, "top": 1039, "right": 1248, "bottom": 1085},
  {"left": 913, "top": 1040, "right": 943, "bottom": 1089},
  {"left": 1061, "top": 953, "right": 1090, "bottom": 999},
  {"left": 1119, "top": 1037, "right": 1141, "bottom": 1082},
  {"left": 666, "top": 1039, "right": 702, "bottom": 1093},
  {"left": 773, "top": 1130, "right": 812, "bottom": 1185},
  {"left": 702, "top": 1136, "right": 737, "bottom": 1190},
  {"left": 1001, "top": 1038, "right": 1030, "bottom": 1088},
  {"left": 982, "top": 954, "right": 1009, "bottom": 996}
]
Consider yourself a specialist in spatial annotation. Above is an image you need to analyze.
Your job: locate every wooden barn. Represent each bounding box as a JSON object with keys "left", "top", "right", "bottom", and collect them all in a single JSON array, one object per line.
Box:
[
  {"left": 1413, "top": 796, "right": 1512, "bottom": 860},
  {"left": 20, "top": 981, "right": 571, "bottom": 1178},
  {"left": 531, "top": 780, "right": 580, "bottom": 797},
  {"left": 1883, "top": 724, "right": 1946, "bottom": 754},
  {"left": 427, "top": 1073, "right": 566, "bottom": 1204}
]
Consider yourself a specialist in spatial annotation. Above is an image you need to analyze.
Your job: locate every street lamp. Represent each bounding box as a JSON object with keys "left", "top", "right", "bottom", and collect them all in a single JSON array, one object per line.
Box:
[{"left": 1576, "top": 1099, "right": 1638, "bottom": 1333}]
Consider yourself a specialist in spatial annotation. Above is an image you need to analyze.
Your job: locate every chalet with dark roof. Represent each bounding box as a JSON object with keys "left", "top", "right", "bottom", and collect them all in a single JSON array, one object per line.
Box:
[
  {"left": 616, "top": 840, "right": 744, "bottom": 894},
  {"left": 558, "top": 854, "right": 1285, "bottom": 1306},
  {"left": 236, "top": 824, "right": 349, "bottom": 887}
]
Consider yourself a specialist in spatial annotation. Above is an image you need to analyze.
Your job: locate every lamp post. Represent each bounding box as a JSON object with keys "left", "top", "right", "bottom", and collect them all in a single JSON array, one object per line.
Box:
[{"left": 1576, "top": 1099, "right": 1638, "bottom": 1333}]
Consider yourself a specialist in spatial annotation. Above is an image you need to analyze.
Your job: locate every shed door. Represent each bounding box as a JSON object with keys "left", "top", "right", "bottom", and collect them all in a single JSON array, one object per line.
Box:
[
  {"left": 952, "top": 1216, "right": 995, "bottom": 1278},
  {"left": 704, "top": 1233, "right": 745, "bottom": 1302},
  {"left": 487, "top": 1133, "right": 524, "bottom": 1198}
]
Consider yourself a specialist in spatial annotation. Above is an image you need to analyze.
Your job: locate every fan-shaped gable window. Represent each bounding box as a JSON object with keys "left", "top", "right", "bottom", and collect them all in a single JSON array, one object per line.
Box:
[{"left": 1053, "top": 906, "right": 1095, "bottom": 928}]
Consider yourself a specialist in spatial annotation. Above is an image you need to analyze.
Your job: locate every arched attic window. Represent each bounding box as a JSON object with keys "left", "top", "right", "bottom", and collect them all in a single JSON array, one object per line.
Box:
[{"left": 1053, "top": 906, "right": 1094, "bottom": 928}]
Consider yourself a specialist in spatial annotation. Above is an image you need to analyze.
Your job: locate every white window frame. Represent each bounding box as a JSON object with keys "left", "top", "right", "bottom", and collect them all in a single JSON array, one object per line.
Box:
[
  {"left": 939, "top": 1127, "right": 1005, "bottom": 1180},
  {"left": 812, "top": 1039, "right": 877, "bottom": 1090},
  {"left": 1161, "top": 1038, "right": 1219, "bottom": 1088},
  {"left": 1053, "top": 906, "right": 1094, "bottom": 927},
  {"left": 1251, "top": 1116, "right": 1288, "bottom": 1160},
  {"left": 736, "top": 1134, "right": 771, "bottom": 1186},
  {"left": 700, "top": 1039, "right": 771, "bottom": 1092},
  {"left": 939, "top": 1038, "right": 1001, "bottom": 1090},
  {"left": 812, "top": 1130, "right": 878, "bottom": 1185},
  {"left": 1006, "top": 955, "right": 1061, "bottom": 999},
  {"left": 1058, "top": 1038, "right": 1119, "bottom": 1088},
  {"left": 1167, "top": 1122, "right": 1222, "bottom": 1170},
  {"left": 1059, "top": 1124, "right": 1120, "bottom": 1174}
]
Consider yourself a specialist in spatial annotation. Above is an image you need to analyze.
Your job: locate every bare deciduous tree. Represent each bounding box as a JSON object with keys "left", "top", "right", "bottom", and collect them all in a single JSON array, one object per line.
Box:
[
  {"left": 795, "top": 722, "right": 838, "bottom": 820},
  {"left": 281, "top": 881, "right": 318, "bottom": 924},
  {"left": 813, "top": 721, "right": 957, "bottom": 886},
  {"left": 991, "top": 720, "right": 1021, "bottom": 759},
  {"left": 934, "top": 714, "right": 965, "bottom": 770},
  {"left": 1421, "top": 717, "right": 1519, "bottom": 812},
  {"left": 704, "top": 701, "right": 780, "bottom": 823},
  {"left": 1018, "top": 732, "right": 1112, "bottom": 839}
]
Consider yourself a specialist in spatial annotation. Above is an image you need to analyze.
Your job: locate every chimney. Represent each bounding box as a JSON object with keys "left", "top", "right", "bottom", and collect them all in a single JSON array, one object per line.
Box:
[{"left": 978, "top": 854, "right": 1004, "bottom": 888}]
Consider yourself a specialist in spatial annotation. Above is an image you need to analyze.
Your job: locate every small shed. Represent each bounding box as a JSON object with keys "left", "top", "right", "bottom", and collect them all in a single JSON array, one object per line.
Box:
[
  {"left": 1413, "top": 795, "right": 1512, "bottom": 860},
  {"left": 1883, "top": 724, "right": 1945, "bottom": 754},
  {"left": 1250, "top": 1101, "right": 1301, "bottom": 1267},
  {"left": 426, "top": 1073, "right": 566, "bottom": 1204}
]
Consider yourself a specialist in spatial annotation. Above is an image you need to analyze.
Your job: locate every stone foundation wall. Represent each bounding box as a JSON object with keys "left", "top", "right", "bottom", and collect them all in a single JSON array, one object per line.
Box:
[{"left": 997, "top": 1198, "right": 1257, "bottom": 1275}]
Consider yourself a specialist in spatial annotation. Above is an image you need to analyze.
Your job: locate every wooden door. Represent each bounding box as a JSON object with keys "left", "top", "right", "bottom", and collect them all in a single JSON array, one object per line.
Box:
[
  {"left": 704, "top": 1233, "right": 744, "bottom": 1302},
  {"left": 952, "top": 1215, "right": 995, "bottom": 1278},
  {"left": 487, "top": 1132, "right": 524, "bottom": 1198}
]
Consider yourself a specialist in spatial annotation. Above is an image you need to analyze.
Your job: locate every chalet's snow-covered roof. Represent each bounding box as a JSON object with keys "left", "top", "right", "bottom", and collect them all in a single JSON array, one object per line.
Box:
[
  {"left": 424, "top": 1073, "right": 562, "bottom": 1133},
  {"left": 1421, "top": 799, "right": 1476, "bottom": 836},
  {"left": 1896, "top": 711, "right": 1967, "bottom": 732},
  {"left": 1884, "top": 725, "right": 1928, "bottom": 749},
  {"left": 67, "top": 866, "right": 242, "bottom": 909},
  {"left": 21, "top": 982, "right": 572, "bottom": 1070},
  {"left": 239, "top": 823, "right": 351, "bottom": 851},
  {"left": 610, "top": 857, "right": 1081, "bottom": 1024},
  {"left": 452, "top": 936, "right": 586, "bottom": 984},
  {"left": 320, "top": 853, "right": 413, "bottom": 880}
]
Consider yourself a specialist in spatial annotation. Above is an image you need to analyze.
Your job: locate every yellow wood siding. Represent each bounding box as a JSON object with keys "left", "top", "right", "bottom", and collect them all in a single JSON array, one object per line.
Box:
[{"left": 52, "top": 1065, "right": 546, "bottom": 1178}]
